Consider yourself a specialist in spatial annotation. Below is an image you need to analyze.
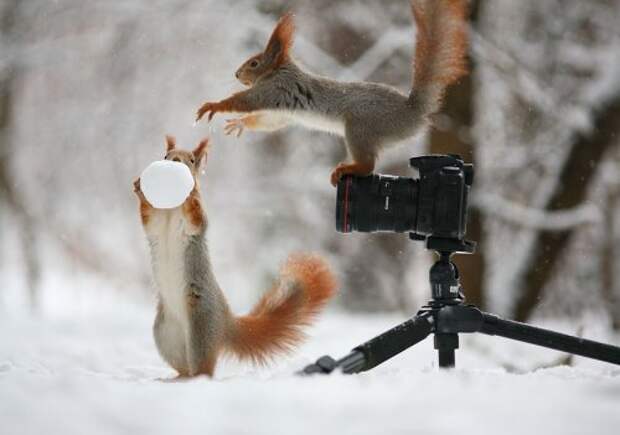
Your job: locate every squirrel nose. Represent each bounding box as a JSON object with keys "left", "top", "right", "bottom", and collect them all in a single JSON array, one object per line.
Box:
[{"left": 235, "top": 71, "right": 240, "bottom": 79}]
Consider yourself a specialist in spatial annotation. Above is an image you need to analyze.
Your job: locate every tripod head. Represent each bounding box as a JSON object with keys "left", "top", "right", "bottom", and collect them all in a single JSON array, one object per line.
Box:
[
  {"left": 422, "top": 235, "right": 475, "bottom": 254},
  {"left": 420, "top": 236, "right": 476, "bottom": 304}
]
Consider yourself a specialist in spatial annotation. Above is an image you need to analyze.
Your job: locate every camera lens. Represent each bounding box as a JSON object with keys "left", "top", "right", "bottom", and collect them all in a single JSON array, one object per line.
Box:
[
  {"left": 335, "top": 155, "right": 473, "bottom": 243},
  {"left": 336, "top": 174, "right": 418, "bottom": 233}
]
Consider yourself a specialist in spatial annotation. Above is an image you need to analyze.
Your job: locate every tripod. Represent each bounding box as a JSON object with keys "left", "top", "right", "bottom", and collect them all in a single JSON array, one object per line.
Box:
[{"left": 302, "top": 236, "right": 620, "bottom": 375}]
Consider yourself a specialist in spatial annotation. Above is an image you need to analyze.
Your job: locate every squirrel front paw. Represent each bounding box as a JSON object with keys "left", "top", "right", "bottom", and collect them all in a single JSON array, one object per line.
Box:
[
  {"left": 224, "top": 118, "right": 246, "bottom": 137},
  {"left": 133, "top": 177, "right": 147, "bottom": 201},
  {"left": 133, "top": 177, "right": 141, "bottom": 194},
  {"left": 196, "top": 101, "right": 220, "bottom": 122}
]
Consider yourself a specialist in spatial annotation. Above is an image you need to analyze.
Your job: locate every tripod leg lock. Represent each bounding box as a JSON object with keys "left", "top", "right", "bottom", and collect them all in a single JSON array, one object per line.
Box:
[{"left": 435, "top": 304, "right": 484, "bottom": 334}]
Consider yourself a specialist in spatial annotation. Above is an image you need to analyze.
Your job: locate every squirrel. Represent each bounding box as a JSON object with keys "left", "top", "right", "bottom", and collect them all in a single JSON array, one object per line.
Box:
[
  {"left": 133, "top": 136, "right": 337, "bottom": 378},
  {"left": 195, "top": 0, "right": 469, "bottom": 186}
]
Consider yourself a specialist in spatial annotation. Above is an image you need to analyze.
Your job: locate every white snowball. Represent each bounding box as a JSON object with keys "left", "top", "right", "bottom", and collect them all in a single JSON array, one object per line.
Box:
[{"left": 140, "top": 160, "right": 195, "bottom": 209}]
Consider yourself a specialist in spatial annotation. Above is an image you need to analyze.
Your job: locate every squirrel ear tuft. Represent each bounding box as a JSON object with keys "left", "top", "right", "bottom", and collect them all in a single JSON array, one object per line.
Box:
[
  {"left": 165, "top": 135, "right": 176, "bottom": 152},
  {"left": 193, "top": 138, "right": 209, "bottom": 164},
  {"left": 264, "top": 12, "right": 295, "bottom": 66}
]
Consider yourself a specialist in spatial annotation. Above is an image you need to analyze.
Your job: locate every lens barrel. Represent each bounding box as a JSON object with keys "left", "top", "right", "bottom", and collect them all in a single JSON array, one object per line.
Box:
[{"left": 336, "top": 174, "right": 418, "bottom": 233}]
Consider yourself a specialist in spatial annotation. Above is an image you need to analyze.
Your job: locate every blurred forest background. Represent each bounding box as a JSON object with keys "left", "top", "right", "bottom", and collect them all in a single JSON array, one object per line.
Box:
[{"left": 1, "top": 0, "right": 620, "bottom": 330}]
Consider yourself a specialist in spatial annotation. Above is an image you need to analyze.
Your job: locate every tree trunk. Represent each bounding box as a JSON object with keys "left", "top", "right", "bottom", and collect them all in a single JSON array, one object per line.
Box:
[
  {"left": 0, "top": 0, "right": 41, "bottom": 310},
  {"left": 513, "top": 96, "right": 620, "bottom": 321},
  {"left": 601, "top": 184, "right": 620, "bottom": 331},
  {"left": 429, "top": 0, "right": 485, "bottom": 308}
]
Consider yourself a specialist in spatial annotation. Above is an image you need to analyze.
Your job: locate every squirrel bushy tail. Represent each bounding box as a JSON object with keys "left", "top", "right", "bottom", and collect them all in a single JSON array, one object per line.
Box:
[
  {"left": 226, "top": 254, "right": 337, "bottom": 365},
  {"left": 409, "top": 0, "right": 468, "bottom": 113}
]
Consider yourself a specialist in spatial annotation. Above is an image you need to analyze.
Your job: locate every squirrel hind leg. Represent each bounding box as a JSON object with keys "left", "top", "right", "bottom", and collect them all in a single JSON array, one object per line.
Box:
[
  {"left": 330, "top": 160, "right": 375, "bottom": 187},
  {"left": 331, "top": 125, "right": 379, "bottom": 185},
  {"left": 185, "top": 290, "right": 225, "bottom": 377},
  {"left": 193, "top": 355, "right": 217, "bottom": 377},
  {"left": 331, "top": 134, "right": 377, "bottom": 185}
]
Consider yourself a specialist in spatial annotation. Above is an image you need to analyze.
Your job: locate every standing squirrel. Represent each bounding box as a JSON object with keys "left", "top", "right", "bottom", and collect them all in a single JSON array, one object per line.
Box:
[
  {"left": 195, "top": 0, "right": 468, "bottom": 186},
  {"left": 133, "top": 136, "right": 337, "bottom": 378}
]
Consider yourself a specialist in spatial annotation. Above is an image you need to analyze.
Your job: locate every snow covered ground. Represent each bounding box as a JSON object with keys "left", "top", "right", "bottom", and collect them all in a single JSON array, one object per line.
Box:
[{"left": 1, "top": 274, "right": 619, "bottom": 435}]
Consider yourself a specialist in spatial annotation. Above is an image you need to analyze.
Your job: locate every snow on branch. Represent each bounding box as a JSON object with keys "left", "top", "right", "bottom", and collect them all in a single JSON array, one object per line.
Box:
[{"left": 472, "top": 192, "right": 601, "bottom": 231}]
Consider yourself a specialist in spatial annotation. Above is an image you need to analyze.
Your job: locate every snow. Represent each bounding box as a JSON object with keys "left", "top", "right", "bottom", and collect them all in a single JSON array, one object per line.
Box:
[
  {"left": 1, "top": 273, "right": 619, "bottom": 435},
  {"left": 140, "top": 161, "right": 195, "bottom": 209}
]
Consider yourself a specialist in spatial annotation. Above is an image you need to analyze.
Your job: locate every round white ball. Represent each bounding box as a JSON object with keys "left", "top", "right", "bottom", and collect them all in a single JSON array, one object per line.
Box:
[{"left": 140, "top": 160, "right": 195, "bottom": 209}]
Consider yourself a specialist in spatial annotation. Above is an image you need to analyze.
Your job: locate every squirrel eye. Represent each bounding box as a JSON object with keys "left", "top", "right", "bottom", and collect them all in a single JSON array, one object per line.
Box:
[{"left": 249, "top": 59, "right": 259, "bottom": 68}]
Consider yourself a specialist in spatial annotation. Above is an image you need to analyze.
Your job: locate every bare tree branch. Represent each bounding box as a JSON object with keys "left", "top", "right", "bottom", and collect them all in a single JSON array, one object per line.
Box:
[{"left": 472, "top": 192, "right": 601, "bottom": 231}]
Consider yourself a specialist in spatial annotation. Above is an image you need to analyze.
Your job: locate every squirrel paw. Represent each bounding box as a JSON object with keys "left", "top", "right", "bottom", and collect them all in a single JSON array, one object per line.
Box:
[
  {"left": 196, "top": 102, "right": 219, "bottom": 123},
  {"left": 330, "top": 163, "right": 351, "bottom": 187},
  {"left": 224, "top": 118, "right": 245, "bottom": 137},
  {"left": 330, "top": 163, "right": 347, "bottom": 187},
  {"left": 330, "top": 162, "right": 374, "bottom": 187},
  {"left": 133, "top": 177, "right": 142, "bottom": 194},
  {"left": 156, "top": 375, "right": 193, "bottom": 383},
  {"left": 133, "top": 177, "right": 148, "bottom": 202}
]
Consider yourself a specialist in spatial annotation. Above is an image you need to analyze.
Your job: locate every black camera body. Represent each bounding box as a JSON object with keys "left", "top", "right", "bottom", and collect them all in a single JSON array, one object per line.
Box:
[{"left": 336, "top": 154, "right": 473, "bottom": 247}]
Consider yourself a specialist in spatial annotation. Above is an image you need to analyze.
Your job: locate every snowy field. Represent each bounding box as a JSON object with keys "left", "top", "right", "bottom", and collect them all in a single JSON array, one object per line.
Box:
[{"left": 1, "top": 273, "right": 619, "bottom": 435}]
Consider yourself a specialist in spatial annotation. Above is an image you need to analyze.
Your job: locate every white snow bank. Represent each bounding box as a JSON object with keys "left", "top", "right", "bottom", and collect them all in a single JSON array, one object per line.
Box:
[{"left": 1, "top": 297, "right": 619, "bottom": 435}]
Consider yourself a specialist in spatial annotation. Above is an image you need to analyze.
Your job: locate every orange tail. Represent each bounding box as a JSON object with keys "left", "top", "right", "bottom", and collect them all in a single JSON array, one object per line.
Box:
[
  {"left": 409, "top": 0, "right": 469, "bottom": 112},
  {"left": 226, "top": 253, "right": 337, "bottom": 365}
]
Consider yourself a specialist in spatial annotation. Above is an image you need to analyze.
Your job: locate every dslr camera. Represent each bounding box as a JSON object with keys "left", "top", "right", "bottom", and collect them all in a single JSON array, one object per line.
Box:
[{"left": 336, "top": 155, "right": 473, "bottom": 247}]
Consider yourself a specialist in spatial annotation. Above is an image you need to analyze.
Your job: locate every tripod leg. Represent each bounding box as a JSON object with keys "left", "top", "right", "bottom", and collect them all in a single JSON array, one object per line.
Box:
[
  {"left": 434, "top": 333, "right": 458, "bottom": 368},
  {"left": 301, "top": 312, "right": 433, "bottom": 375},
  {"left": 481, "top": 313, "right": 620, "bottom": 365}
]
